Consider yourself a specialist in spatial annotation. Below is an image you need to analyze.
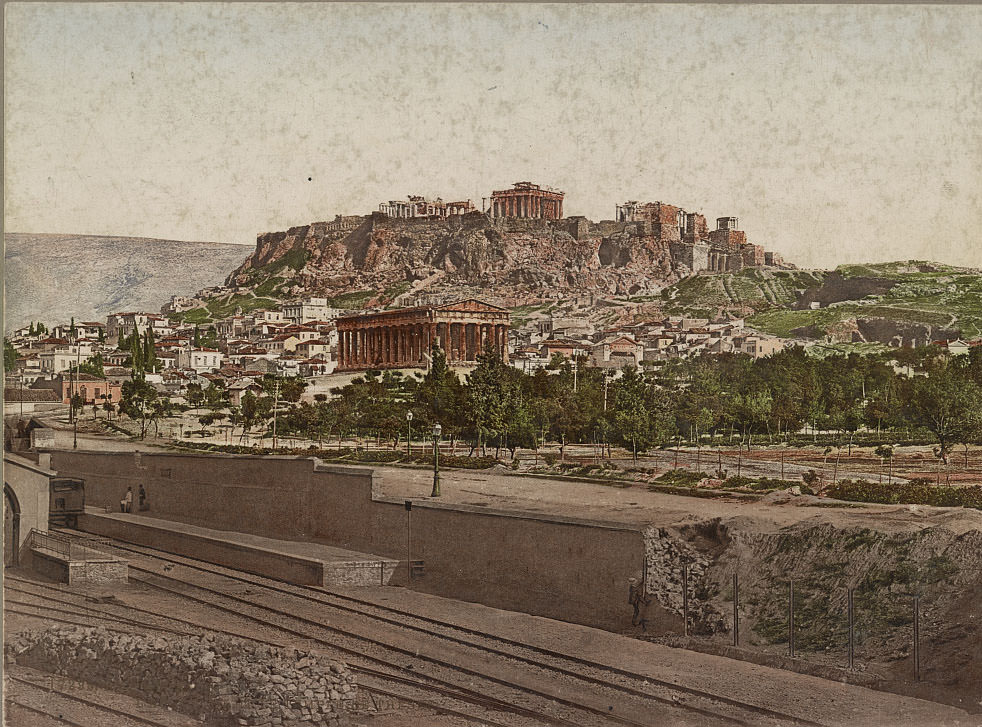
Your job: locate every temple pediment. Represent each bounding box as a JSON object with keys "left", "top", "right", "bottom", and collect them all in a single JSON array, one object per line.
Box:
[{"left": 435, "top": 299, "right": 509, "bottom": 314}]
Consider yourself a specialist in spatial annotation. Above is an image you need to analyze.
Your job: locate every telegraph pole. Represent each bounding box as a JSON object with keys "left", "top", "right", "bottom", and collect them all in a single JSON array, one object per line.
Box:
[
  {"left": 73, "top": 332, "right": 81, "bottom": 449},
  {"left": 272, "top": 377, "right": 280, "bottom": 450}
]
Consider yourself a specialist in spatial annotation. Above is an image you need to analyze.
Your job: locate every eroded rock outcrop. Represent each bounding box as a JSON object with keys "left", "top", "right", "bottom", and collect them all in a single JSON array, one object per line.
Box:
[{"left": 229, "top": 213, "right": 684, "bottom": 303}]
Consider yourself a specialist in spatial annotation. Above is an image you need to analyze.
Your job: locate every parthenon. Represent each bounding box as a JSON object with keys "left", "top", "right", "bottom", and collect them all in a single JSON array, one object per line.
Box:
[
  {"left": 335, "top": 299, "right": 510, "bottom": 371},
  {"left": 489, "top": 181, "right": 564, "bottom": 220}
]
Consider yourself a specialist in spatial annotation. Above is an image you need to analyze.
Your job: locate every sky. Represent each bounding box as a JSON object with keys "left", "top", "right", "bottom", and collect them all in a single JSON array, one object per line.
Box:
[{"left": 5, "top": 3, "right": 982, "bottom": 269}]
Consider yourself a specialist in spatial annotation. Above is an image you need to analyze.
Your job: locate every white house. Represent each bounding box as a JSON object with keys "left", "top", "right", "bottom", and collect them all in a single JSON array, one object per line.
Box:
[
  {"left": 281, "top": 298, "right": 341, "bottom": 324},
  {"left": 176, "top": 348, "right": 225, "bottom": 372}
]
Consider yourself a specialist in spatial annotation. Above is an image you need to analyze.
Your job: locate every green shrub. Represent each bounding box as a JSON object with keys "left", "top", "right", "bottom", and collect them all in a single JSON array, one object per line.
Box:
[
  {"left": 409, "top": 454, "right": 498, "bottom": 470},
  {"left": 826, "top": 479, "right": 982, "bottom": 510},
  {"left": 349, "top": 450, "right": 403, "bottom": 463},
  {"left": 654, "top": 469, "right": 706, "bottom": 487}
]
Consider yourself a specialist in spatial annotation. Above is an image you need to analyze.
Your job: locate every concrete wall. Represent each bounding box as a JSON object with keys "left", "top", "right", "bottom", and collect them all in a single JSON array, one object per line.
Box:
[
  {"left": 4, "top": 452, "right": 53, "bottom": 565},
  {"left": 51, "top": 450, "right": 644, "bottom": 631}
]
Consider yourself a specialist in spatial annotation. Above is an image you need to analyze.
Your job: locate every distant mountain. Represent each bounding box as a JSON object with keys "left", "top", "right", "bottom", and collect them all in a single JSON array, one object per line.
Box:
[{"left": 3, "top": 233, "right": 250, "bottom": 331}]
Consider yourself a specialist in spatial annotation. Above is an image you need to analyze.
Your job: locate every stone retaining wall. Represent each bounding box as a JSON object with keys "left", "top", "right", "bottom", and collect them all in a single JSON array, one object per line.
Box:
[{"left": 6, "top": 626, "right": 355, "bottom": 726}]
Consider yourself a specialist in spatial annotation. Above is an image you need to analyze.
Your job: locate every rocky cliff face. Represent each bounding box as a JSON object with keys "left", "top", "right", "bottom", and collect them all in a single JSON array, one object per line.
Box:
[{"left": 229, "top": 213, "right": 686, "bottom": 303}]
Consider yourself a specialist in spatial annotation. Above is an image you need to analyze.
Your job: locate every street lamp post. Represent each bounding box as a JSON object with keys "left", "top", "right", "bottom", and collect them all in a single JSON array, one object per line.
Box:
[
  {"left": 406, "top": 410, "right": 413, "bottom": 458},
  {"left": 431, "top": 422, "right": 442, "bottom": 497}
]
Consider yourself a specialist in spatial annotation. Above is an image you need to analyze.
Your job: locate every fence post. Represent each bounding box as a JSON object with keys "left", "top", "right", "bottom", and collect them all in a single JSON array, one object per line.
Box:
[
  {"left": 404, "top": 500, "right": 412, "bottom": 584},
  {"left": 913, "top": 594, "right": 920, "bottom": 682},
  {"left": 733, "top": 572, "right": 739, "bottom": 647},
  {"left": 788, "top": 578, "right": 795, "bottom": 659},
  {"left": 848, "top": 588, "right": 855, "bottom": 670},
  {"left": 682, "top": 562, "right": 689, "bottom": 638}
]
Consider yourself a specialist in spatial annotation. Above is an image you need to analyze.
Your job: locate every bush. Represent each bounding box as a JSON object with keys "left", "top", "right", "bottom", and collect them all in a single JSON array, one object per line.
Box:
[
  {"left": 654, "top": 469, "right": 706, "bottom": 487},
  {"left": 349, "top": 450, "right": 403, "bottom": 463},
  {"left": 826, "top": 479, "right": 982, "bottom": 510},
  {"left": 409, "top": 453, "right": 498, "bottom": 470}
]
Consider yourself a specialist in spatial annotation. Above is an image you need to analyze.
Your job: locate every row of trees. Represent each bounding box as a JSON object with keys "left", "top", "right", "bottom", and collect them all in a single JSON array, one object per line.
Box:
[
  {"left": 107, "top": 343, "right": 982, "bottom": 472},
  {"left": 272, "top": 344, "right": 982, "bottom": 463}
]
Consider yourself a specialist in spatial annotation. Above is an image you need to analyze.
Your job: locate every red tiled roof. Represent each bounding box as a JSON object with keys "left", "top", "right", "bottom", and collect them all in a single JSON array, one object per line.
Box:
[{"left": 4, "top": 388, "right": 60, "bottom": 402}]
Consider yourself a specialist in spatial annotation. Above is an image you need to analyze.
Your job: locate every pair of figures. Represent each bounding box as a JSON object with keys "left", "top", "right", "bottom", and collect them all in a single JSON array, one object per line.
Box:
[{"left": 120, "top": 485, "right": 148, "bottom": 513}]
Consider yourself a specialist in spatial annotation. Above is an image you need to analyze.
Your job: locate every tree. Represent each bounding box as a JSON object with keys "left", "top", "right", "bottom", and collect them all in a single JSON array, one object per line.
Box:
[
  {"left": 4, "top": 339, "right": 18, "bottom": 372},
  {"left": 608, "top": 367, "right": 676, "bottom": 463},
  {"left": 120, "top": 378, "right": 164, "bottom": 439},
  {"left": 70, "top": 392, "right": 84, "bottom": 420},
  {"left": 77, "top": 354, "right": 105, "bottom": 378},
  {"left": 204, "top": 381, "right": 228, "bottom": 411},
  {"left": 414, "top": 344, "right": 465, "bottom": 449},
  {"left": 69, "top": 317, "right": 77, "bottom": 339},
  {"left": 185, "top": 383, "right": 205, "bottom": 410},
  {"left": 129, "top": 330, "right": 144, "bottom": 377},
  {"left": 903, "top": 366, "right": 982, "bottom": 484},
  {"left": 466, "top": 350, "right": 509, "bottom": 457},
  {"left": 143, "top": 329, "right": 157, "bottom": 373},
  {"left": 238, "top": 390, "right": 272, "bottom": 442}
]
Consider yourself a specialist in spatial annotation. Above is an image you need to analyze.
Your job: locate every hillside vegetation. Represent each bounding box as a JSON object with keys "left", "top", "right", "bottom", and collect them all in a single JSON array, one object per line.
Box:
[
  {"left": 660, "top": 269, "right": 827, "bottom": 318},
  {"left": 749, "top": 261, "right": 982, "bottom": 340},
  {"left": 659, "top": 262, "right": 981, "bottom": 342}
]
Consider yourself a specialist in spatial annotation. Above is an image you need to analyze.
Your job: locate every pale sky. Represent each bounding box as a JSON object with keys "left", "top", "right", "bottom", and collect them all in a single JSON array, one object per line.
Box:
[{"left": 5, "top": 3, "right": 982, "bottom": 269}]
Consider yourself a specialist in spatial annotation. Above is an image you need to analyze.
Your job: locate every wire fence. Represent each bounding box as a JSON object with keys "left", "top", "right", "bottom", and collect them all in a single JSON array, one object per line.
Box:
[{"left": 661, "top": 565, "right": 936, "bottom": 682}]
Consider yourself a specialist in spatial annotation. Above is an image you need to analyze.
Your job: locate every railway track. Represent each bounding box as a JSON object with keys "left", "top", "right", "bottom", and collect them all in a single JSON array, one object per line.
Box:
[
  {"left": 55, "top": 530, "right": 819, "bottom": 726},
  {"left": 5, "top": 576, "right": 550, "bottom": 727},
  {"left": 5, "top": 665, "right": 201, "bottom": 727}
]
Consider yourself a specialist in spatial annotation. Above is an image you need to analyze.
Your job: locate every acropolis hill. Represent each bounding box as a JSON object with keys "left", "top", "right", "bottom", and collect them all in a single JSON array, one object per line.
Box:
[{"left": 227, "top": 184, "right": 794, "bottom": 308}]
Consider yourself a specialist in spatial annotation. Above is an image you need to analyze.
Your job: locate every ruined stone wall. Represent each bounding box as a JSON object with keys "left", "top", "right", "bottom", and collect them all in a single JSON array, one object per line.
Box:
[
  {"left": 708, "top": 228, "right": 747, "bottom": 251},
  {"left": 683, "top": 213, "right": 709, "bottom": 243},
  {"left": 741, "top": 243, "right": 765, "bottom": 267},
  {"left": 670, "top": 242, "right": 711, "bottom": 274},
  {"left": 8, "top": 627, "right": 356, "bottom": 726}
]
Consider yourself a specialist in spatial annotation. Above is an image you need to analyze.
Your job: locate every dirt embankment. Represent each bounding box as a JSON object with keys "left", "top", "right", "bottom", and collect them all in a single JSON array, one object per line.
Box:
[{"left": 639, "top": 512, "right": 982, "bottom": 711}]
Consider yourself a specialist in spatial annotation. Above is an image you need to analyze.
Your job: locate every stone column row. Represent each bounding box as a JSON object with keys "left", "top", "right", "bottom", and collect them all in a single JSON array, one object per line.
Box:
[
  {"left": 339, "top": 323, "right": 440, "bottom": 370},
  {"left": 434, "top": 321, "right": 509, "bottom": 363}
]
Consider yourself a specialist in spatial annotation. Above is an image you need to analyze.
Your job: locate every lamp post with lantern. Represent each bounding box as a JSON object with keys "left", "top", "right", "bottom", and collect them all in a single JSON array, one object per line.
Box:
[
  {"left": 431, "top": 422, "right": 442, "bottom": 497},
  {"left": 406, "top": 410, "right": 413, "bottom": 458}
]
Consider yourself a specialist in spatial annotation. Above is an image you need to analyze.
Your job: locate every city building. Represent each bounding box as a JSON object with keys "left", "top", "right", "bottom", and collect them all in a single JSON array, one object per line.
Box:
[
  {"left": 336, "top": 299, "right": 510, "bottom": 371},
  {"left": 176, "top": 348, "right": 225, "bottom": 372},
  {"left": 590, "top": 335, "right": 643, "bottom": 370},
  {"left": 489, "top": 182, "right": 564, "bottom": 220},
  {"left": 31, "top": 373, "right": 122, "bottom": 405},
  {"left": 281, "top": 298, "right": 341, "bottom": 324}
]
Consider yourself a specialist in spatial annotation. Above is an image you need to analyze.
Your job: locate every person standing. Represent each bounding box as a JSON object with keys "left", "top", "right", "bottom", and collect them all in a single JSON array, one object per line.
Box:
[
  {"left": 121, "top": 486, "right": 133, "bottom": 513},
  {"left": 628, "top": 577, "right": 642, "bottom": 626},
  {"left": 138, "top": 484, "right": 147, "bottom": 511}
]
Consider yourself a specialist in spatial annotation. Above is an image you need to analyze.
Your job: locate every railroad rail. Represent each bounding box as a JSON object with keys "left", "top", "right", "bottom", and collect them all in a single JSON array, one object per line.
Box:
[
  {"left": 53, "top": 529, "right": 819, "bottom": 726},
  {"left": 5, "top": 576, "right": 546, "bottom": 727},
  {"left": 5, "top": 666, "right": 198, "bottom": 727}
]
